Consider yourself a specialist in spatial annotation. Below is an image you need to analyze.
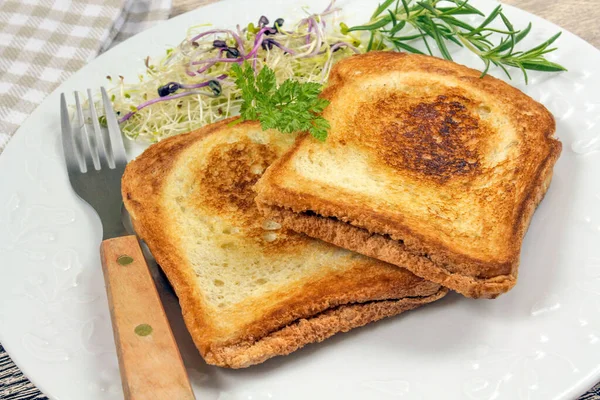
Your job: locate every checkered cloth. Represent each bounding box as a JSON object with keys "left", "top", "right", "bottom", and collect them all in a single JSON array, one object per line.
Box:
[{"left": 0, "top": 0, "right": 172, "bottom": 153}]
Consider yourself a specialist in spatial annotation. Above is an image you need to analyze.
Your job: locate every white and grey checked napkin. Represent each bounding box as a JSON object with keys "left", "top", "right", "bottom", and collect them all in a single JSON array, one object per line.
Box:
[{"left": 0, "top": 0, "right": 172, "bottom": 153}]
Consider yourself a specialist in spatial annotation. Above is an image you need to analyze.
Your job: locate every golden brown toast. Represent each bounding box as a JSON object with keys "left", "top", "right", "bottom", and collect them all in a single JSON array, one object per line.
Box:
[
  {"left": 255, "top": 52, "right": 562, "bottom": 299},
  {"left": 121, "top": 118, "right": 446, "bottom": 368}
]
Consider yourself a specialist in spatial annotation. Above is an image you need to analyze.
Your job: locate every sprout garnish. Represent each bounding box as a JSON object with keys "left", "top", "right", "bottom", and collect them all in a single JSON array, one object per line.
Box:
[{"left": 101, "top": 0, "right": 563, "bottom": 142}]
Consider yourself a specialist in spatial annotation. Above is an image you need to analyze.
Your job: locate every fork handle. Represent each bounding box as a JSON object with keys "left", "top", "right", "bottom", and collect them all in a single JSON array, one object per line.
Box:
[{"left": 100, "top": 235, "right": 195, "bottom": 400}]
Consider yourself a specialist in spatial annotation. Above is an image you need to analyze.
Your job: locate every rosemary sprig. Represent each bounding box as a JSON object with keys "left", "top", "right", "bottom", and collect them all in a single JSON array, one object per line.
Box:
[{"left": 344, "top": 0, "right": 566, "bottom": 83}]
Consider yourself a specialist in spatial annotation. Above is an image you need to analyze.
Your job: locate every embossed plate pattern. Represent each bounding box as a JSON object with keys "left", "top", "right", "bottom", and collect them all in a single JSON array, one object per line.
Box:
[{"left": 1, "top": 0, "right": 599, "bottom": 399}]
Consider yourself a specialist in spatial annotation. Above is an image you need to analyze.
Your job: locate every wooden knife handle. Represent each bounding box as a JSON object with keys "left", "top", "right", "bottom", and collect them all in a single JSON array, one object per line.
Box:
[{"left": 100, "top": 235, "right": 195, "bottom": 400}]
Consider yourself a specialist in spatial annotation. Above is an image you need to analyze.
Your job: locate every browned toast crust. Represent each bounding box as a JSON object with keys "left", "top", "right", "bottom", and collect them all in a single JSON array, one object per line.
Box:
[
  {"left": 204, "top": 292, "right": 445, "bottom": 368},
  {"left": 258, "top": 204, "right": 514, "bottom": 299},
  {"left": 122, "top": 118, "right": 446, "bottom": 368},
  {"left": 255, "top": 52, "right": 562, "bottom": 298}
]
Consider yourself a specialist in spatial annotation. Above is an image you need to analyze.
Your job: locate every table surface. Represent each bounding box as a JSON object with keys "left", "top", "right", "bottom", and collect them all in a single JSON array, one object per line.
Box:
[{"left": 1, "top": 0, "right": 599, "bottom": 399}]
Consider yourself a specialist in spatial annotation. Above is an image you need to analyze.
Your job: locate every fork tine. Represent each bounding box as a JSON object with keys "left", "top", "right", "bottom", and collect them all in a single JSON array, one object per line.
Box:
[
  {"left": 101, "top": 87, "right": 127, "bottom": 168},
  {"left": 87, "top": 89, "right": 113, "bottom": 169},
  {"left": 74, "top": 91, "right": 96, "bottom": 173},
  {"left": 60, "top": 93, "right": 83, "bottom": 173}
]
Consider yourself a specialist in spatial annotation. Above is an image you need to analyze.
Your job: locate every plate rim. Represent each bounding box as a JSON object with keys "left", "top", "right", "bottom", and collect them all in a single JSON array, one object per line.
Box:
[{"left": 1, "top": 0, "right": 599, "bottom": 399}]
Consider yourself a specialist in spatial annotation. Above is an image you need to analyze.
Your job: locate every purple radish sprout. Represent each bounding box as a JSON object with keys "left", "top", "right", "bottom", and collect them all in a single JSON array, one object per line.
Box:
[
  {"left": 190, "top": 29, "right": 245, "bottom": 56},
  {"left": 120, "top": 78, "right": 226, "bottom": 124},
  {"left": 270, "top": 41, "right": 297, "bottom": 54},
  {"left": 157, "top": 82, "right": 180, "bottom": 97},
  {"left": 195, "top": 61, "right": 216, "bottom": 74},
  {"left": 330, "top": 42, "right": 360, "bottom": 54},
  {"left": 322, "top": 0, "right": 340, "bottom": 16},
  {"left": 300, "top": 17, "right": 323, "bottom": 58},
  {"left": 212, "top": 43, "right": 239, "bottom": 59},
  {"left": 305, "top": 18, "right": 313, "bottom": 44},
  {"left": 235, "top": 26, "right": 270, "bottom": 63},
  {"left": 190, "top": 27, "right": 271, "bottom": 66},
  {"left": 261, "top": 39, "right": 274, "bottom": 51},
  {"left": 225, "top": 47, "right": 240, "bottom": 58},
  {"left": 274, "top": 18, "right": 284, "bottom": 30},
  {"left": 261, "top": 39, "right": 297, "bottom": 54},
  {"left": 258, "top": 16, "right": 269, "bottom": 27},
  {"left": 119, "top": 89, "right": 217, "bottom": 123},
  {"left": 299, "top": 0, "right": 338, "bottom": 44},
  {"left": 158, "top": 74, "right": 227, "bottom": 96},
  {"left": 316, "top": 41, "right": 361, "bottom": 55},
  {"left": 183, "top": 47, "right": 217, "bottom": 74},
  {"left": 190, "top": 49, "right": 226, "bottom": 71}
]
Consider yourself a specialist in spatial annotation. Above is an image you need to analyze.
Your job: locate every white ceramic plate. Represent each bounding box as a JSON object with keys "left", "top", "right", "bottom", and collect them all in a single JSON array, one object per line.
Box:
[{"left": 1, "top": 0, "right": 599, "bottom": 399}]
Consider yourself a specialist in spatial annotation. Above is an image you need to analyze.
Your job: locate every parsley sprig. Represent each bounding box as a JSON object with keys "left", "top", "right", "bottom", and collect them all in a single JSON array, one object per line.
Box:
[
  {"left": 230, "top": 62, "right": 330, "bottom": 141},
  {"left": 344, "top": 0, "right": 566, "bottom": 83}
]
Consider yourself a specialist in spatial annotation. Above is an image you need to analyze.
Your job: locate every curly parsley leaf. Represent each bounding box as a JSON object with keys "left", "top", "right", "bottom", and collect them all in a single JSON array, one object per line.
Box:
[{"left": 230, "top": 62, "right": 330, "bottom": 141}]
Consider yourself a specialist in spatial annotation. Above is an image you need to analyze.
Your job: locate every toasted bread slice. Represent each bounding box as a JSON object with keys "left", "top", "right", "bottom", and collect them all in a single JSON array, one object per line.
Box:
[
  {"left": 255, "top": 52, "right": 562, "bottom": 299},
  {"left": 122, "top": 118, "right": 446, "bottom": 368}
]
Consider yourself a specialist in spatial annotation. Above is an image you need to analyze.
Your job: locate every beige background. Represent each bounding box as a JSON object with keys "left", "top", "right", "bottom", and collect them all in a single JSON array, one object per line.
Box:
[{"left": 172, "top": 0, "right": 600, "bottom": 49}]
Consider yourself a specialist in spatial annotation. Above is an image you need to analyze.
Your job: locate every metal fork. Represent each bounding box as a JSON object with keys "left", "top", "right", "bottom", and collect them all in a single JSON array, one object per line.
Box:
[{"left": 60, "top": 89, "right": 195, "bottom": 400}]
